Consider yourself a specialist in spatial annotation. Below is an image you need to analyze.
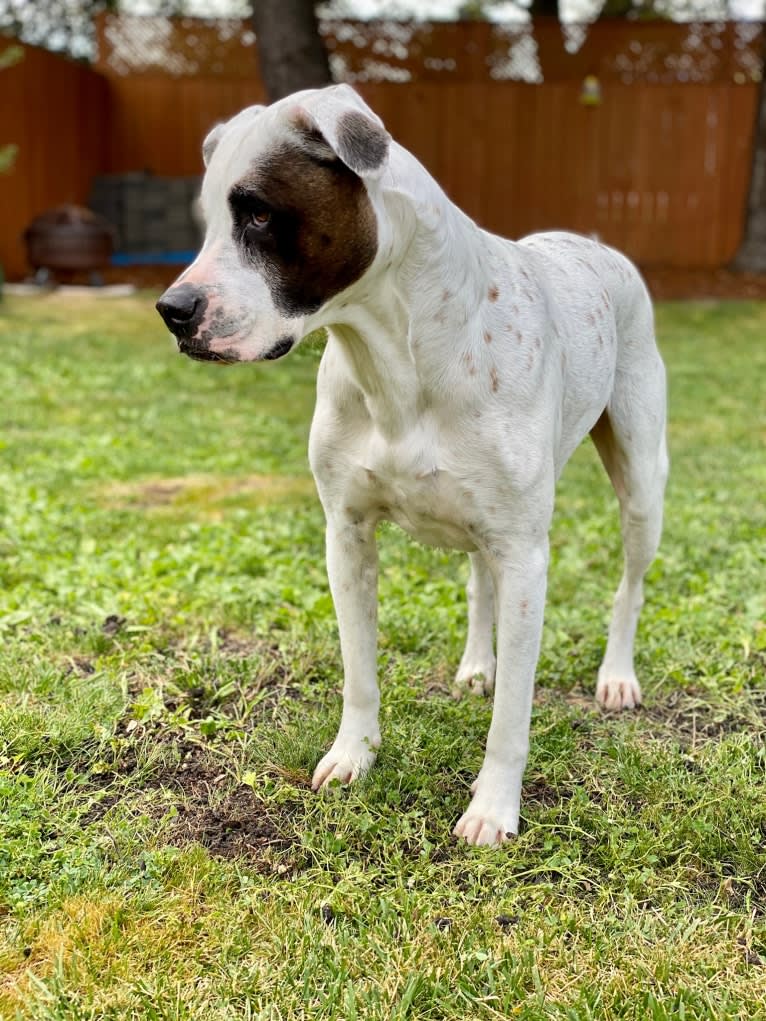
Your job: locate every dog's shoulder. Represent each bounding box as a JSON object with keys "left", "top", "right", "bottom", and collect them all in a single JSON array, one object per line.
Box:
[{"left": 517, "top": 232, "right": 647, "bottom": 297}]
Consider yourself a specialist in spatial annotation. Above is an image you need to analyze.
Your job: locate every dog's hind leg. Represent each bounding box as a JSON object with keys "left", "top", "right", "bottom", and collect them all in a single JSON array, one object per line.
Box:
[
  {"left": 590, "top": 348, "right": 668, "bottom": 710},
  {"left": 454, "top": 553, "right": 496, "bottom": 696}
]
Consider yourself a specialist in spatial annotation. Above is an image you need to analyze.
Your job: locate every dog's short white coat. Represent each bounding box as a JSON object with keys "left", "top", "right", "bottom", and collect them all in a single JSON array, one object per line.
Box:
[{"left": 175, "top": 85, "right": 669, "bottom": 847}]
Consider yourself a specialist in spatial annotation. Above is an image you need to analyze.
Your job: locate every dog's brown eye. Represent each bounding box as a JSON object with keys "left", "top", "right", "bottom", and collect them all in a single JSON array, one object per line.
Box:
[{"left": 249, "top": 210, "right": 271, "bottom": 229}]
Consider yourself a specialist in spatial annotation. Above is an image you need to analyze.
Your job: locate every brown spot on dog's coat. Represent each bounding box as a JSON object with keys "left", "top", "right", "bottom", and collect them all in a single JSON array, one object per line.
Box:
[
  {"left": 489, "top": 366, "right": 499, "bottom": 392},
  {"left": 230, "top": 139, "right": 378, "bottom": 316},
  {"left": 483, "top": 330, "right": 492, "bottom": 344},
  {"left": 488, "top": 285, "right": 499, "bottom": 303}
]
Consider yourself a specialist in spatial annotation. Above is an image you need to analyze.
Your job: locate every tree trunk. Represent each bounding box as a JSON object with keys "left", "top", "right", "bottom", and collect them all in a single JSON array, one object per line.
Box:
[
  {"left": 528, "top": 0, "right": 559, "bottom": 14},
  {"left": 251, "top": 0, "right": 332, "bottom": 102},
  {"left": 733, "top": 63, "right": 766, "bottom": 272},
  {"left": 598, "top": 0, "right": 635, "bottom": 16}
]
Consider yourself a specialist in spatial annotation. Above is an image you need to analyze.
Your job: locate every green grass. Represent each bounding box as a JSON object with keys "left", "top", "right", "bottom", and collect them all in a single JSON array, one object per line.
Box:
[{"left": 0, "top": 292, "right": 764, "bottom": 1020}]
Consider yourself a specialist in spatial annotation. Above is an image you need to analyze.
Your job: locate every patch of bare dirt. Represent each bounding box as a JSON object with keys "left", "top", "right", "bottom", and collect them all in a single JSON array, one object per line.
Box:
[
  {"left": 121, "top": 631, "right": 305, "bottom": 719},
  {"left": 82, "top": 737, "right": 297, "bottom": 862},
  {"left": 533, "top": 684, "right": 766, "bottom": 747},
  {"left": 101, "top": 473, "right": 314, "bottom": 513},
  {"left": 67, "top": 631, "right": 314, "bottom": 859},
  {"left": 639, "top": 687, "right": 766, "bottom": 746},
  {"left": 138, "top": 738, "right": 293, "bottom": 860},
  {"left": 170, "top": 782, "right": 289, "bottom": 860},
  {"left": 102, "top": 614, "right": 126, "bottom": 636},
  {"left": 523, "top": 777, "right": 572, "bottom": 808}
]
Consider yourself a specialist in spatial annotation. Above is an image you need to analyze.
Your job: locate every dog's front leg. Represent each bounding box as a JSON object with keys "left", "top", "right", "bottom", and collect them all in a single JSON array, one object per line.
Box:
[
  {"left": 311, "top": 515, "right": 381, "bottom": 790},
  {"left": 453, "top": 539, "right": 549, "bottom": 846}
]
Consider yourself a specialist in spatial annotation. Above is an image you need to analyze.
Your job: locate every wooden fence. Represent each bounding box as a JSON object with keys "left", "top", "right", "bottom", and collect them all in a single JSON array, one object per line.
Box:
[
  {"left": 0, "top": 43, "right": 108, "bottom": 279},
  {"left": 0, "top": 18, "right": 762, "bottom": 280},
  {"left": 360, "top": 79, "right": 757, "bottom": 267}
]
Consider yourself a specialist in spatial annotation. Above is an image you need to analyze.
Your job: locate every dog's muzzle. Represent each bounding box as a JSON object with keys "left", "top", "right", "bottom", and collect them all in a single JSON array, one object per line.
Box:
[
  {"left": 156, "top": 284, "right": 295, "bottom": 363},
  {"left": 156, "top": 283, "right": 206, "bottom": 340},
  {"left": 156, "top": 284, "right": 236, "bottom": 362},
  {"left": 262, "top": 336, "right": 295, "bottom": 360},
  {"left": 177, "top": 342, "right": 236, "bottom": 363}
]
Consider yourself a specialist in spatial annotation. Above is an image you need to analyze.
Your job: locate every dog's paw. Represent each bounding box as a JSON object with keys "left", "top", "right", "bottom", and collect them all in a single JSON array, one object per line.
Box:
[
  {"left": 453, "top": 776, "right": 519, "bottom": 847},
  {"left": 453, "top": 655, "right": 496, "bottom": 697},
  {"left": 311, "top": 735, "right": 379, "bottom": 791},
  {"left": 453, "top": 808, "right": 516, "bottom": 847},
  {"left": 596, "top": 670, "right": 642, "bottom": 710}
]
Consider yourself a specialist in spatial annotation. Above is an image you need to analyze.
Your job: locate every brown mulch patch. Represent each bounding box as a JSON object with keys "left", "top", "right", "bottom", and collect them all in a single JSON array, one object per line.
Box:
[{"left": 642, "top": 266, "right": 766, "bottom": 301}]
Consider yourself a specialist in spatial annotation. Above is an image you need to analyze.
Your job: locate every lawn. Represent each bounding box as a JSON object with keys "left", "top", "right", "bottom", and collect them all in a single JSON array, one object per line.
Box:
[{"left": 0, "top": 292, "right": 764, "bottom": 1020}]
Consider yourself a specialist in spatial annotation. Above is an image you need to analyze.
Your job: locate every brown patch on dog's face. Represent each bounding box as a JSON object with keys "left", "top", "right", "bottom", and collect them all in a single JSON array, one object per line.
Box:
[{"left": 228, "top": 140, "right": 378, "bottom": 317}]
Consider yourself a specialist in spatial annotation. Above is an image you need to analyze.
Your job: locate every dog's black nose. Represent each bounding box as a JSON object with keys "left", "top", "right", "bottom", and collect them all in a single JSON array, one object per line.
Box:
[{"left": 156, "top": 284, "right": 205, "bottom": 335}]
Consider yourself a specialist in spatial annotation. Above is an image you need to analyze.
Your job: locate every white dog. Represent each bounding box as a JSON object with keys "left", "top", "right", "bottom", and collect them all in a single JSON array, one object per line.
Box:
[{"left": 157, "top": 85, "right": 668, "bottom": 847}]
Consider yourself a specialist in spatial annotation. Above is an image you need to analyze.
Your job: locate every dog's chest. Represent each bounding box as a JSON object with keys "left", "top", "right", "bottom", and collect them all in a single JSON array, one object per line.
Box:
[{"left": 348, "top": 424, "right": 481, "bottom": 552}]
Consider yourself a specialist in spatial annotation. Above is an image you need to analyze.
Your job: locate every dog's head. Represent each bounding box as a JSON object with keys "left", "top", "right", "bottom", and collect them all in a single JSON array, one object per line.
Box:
[{"left": 156, "top": 85, "right": 391, "bottom": 363}]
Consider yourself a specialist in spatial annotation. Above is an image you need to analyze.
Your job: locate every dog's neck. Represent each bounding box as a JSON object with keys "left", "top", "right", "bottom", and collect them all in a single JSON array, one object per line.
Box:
[{"left": 311, "top": 146, "right": 506, "bottom": 434}]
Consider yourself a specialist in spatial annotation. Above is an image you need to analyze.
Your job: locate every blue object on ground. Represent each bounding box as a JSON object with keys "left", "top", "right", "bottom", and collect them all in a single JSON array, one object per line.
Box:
[{"left": 111, "top": 251, "right": 196, "bottom": 266}]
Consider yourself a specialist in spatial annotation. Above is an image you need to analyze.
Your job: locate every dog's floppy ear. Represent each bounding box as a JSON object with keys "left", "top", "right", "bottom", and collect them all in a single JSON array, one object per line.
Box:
[
  {"left": 202, "top": 123, "right": 226, "bottom": 168},
  {"left": 202, "top": 105, "right": 266, "bottom": 168},
  {"left": 291, "top": 84, "right": 390, "bottom": 179}
]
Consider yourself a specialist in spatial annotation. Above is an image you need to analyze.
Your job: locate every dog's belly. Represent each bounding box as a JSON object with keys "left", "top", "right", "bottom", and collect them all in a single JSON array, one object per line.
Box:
[{"left": 387, "top": 499, "right": 478, "bottom": 552}]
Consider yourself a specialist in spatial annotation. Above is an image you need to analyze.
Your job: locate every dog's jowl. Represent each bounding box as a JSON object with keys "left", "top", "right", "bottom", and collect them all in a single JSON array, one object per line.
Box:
[{"left": 157, "top": 85, "right": 668, "bottom": 847}]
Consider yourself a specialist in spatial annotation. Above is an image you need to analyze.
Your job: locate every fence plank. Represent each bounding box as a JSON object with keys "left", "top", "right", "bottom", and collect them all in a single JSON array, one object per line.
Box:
[{"left": 0, "top": 44, "right": 108, "bottom": 280}]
